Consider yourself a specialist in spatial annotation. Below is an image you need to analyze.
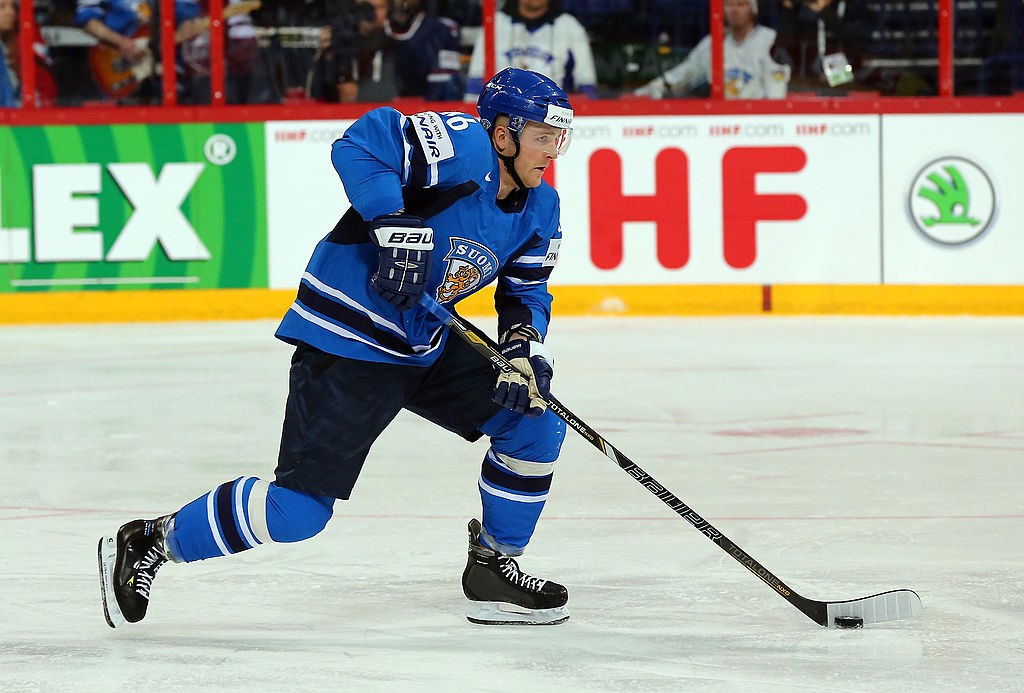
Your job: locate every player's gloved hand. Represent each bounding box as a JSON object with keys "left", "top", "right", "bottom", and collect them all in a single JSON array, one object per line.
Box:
[
  {"left": 493, "top": 331, "right": 554, "bottom": 418},
  {"left": 369, "top": 214, "right": 434, "bottom": 311}
]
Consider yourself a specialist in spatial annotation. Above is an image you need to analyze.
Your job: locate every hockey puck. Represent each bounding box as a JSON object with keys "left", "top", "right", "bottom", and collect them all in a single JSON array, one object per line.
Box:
[{"left": 834, "top": 616, "right": 864, "bottom": 629}]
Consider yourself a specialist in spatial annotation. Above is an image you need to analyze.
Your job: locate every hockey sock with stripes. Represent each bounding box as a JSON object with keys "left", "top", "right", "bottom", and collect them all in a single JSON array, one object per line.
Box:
[
  {"left": 476, "top": 449, "right": 553, "bottom": 555},
  {"left": 165, "top": 476, "right": 335, "bottom": 562}
]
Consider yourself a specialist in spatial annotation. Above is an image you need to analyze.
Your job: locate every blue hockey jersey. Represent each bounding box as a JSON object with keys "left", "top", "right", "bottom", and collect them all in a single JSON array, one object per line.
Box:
[
  {"left": 275, "top": 107, "right": 563, "bottom": 367},
  {"left": 74, "top": 0, "right": 200, "bottom": 36}
]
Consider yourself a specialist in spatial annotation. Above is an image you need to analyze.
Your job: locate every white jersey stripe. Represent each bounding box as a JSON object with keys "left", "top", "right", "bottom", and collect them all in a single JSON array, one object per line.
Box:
[
  {"left": 247, "top": 479, "right": 272, "bottom": 545},
  {"left": 502, "top": 276, "right": 544, "bottom": 286},
  {"left": 478, "top": 478, "right": 548, "bottom": 503},
  {"left": 302, "top": 271, "right": 406, "bottom": 337},
  {"left": 399, "top": 115, "right": 413, "bottom": 185},
  {"left": 486, "top": 448, "right": 554, "bottom": 477},
  {"left": 288, "top": 303, "right": 445, "bottom": 358},
  {"left": 205, "top": 490, "right": 231, "bottom": 557},
  {"left": 510, "top": 254, "right": 547, "bottom": 265},
  {"left": 234, "top": 477, "right": 261, "bottom": 549}
]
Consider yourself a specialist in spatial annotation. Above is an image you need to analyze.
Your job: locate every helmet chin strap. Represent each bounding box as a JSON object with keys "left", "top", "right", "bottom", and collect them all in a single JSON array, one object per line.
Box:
[{"left": 497, "top": 131, "right": 528, "bottom": 192}]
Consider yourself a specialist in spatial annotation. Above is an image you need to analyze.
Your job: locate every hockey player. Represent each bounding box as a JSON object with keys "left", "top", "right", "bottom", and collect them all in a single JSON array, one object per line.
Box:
[
  {"left": 465, "top": 0, "right": 597, "bottom": 101},
  {"left": 635, "top": 0, "right": 790, "bottom": 99},
  {"left": 98, "top": 67, "right": 575, "bottom": 628}
]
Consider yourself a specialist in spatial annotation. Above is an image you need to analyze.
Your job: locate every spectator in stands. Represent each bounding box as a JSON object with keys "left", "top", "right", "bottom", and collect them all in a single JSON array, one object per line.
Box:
[
  {"left": 0, "top": 0, "right": 56, "bottom": 107},
  {"left": 465, "top": 0, "right": 596, "bottom": 100},
  {"left": 0, "top": 0, "right": 21, "bottom": 106},
  {"left": 984, "top": 0, "right": 1024, "bottom": 94},
  {"left": 179, "top": 0, "right": 266, "bottom": 104},
  {"left": 634, "top": 0, "right": 789, "bottom": 99},
  {"left": 385, "top": 0, "right": 462, "bottom": 100},
  {"left": 774, "top": 0, "right": 873, "bottom": 91},
  {"left": 74, "top": 0, "right": 202, "bottom": 102},
  {"left": 308, "top": 0, "right": 395, "bottom": 102}
]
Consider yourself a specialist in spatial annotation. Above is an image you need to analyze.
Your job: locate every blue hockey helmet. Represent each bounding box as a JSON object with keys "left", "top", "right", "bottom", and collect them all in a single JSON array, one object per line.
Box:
[{"left": 477, "top": 68, "right": 574, "bottom": 156}]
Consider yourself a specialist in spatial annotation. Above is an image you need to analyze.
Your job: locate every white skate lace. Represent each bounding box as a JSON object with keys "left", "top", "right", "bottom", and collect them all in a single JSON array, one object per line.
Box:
[
  {"left": 131, "top": 546, "right": 167, "bottom": 599},
  {"left": 499, "top": 557, "right": 547, "bottom": 593}
]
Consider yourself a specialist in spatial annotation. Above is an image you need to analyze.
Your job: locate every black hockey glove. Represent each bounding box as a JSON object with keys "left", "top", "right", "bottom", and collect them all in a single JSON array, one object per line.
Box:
[
  {"left": 369, "top": 215, "right": 434, "bottom": 311},
  {"left": 493, "top": 335, "right": 554, "bottom": 418}
]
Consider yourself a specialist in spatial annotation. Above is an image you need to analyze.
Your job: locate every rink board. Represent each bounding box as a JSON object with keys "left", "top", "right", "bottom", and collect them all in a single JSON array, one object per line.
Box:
[{"left": 2, "top": 112, "right": 1023, "bottom": 321}]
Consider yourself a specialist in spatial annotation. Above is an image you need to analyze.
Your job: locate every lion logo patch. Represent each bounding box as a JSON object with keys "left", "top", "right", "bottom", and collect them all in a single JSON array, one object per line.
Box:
[{"left": 436, "top": 238, "right": 498, "bottom": 303}]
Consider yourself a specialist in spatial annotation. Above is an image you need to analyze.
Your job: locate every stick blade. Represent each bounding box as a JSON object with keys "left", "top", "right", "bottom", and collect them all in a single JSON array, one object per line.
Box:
[{"left": 825, "top": 589, "right": 922, "bottom": 627}]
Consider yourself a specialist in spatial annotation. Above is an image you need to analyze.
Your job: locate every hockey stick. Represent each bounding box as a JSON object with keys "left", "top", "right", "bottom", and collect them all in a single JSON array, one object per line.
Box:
[{"left": 420, "top": 295, "right": 922, "bottom": 628}]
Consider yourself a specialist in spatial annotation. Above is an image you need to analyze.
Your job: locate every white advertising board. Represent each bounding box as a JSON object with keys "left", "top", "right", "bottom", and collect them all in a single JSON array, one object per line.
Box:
[
  {"left": 551, "top": 115, "right": 881, "bottom": 284},
  {"left": 265, "top": 113, "right": 882, "bottom": 289},
  {"left": 882, "top": 114, "right": 1024, "bottom": 285},
  {"left": 266, "top": 120, "right": 354, "bottom": 289}
]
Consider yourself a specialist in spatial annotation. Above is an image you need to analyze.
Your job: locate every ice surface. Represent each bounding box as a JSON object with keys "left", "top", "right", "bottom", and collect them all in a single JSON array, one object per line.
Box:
[{"left": 2, "top": 316, "right": 1023, "bottom": 692}]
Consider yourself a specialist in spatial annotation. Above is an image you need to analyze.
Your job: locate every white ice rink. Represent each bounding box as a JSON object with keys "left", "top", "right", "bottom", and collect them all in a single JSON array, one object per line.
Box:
[{"left": 2, "top": 315, "right": 1023, "bottom": 692}]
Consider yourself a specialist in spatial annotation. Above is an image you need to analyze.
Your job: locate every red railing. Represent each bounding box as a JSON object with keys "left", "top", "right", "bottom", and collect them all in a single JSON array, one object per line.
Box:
[
  {"left": 483, "top": 0, "right": 495, "bottom": 86},
  {"left": 2, "top": 0, "right": 1013, "bottom": 122},
  {"left": 18, "top": 0, "right": 35, "bottom": 109},
  {"left": 710, "top": 0, "right": 724, "bottom": 100},
  {"left": 209, "top": 0, "right": 225, "bottom": 105},
  {"left": 939, "top": 0, "right": 954, "bottom": 97},
  {"left": 160, "top": 0, "right": 175, "bottom": 104}
]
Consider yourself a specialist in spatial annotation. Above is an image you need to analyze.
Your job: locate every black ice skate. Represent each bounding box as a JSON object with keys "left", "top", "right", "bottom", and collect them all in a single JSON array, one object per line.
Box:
[
  {"left": 461, "top": 518, "right": 569, "bottom": 625},
  {"left": 97, "top": 515, "right": 174, "bottom": 628}
]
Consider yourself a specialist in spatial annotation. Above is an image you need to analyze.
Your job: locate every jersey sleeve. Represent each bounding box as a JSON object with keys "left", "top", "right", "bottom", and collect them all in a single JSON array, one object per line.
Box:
[
  {"left": 761, "top": 59, "right": 791, "bottom": 98},
  {"left": 331, "top": 107, "right": 489, "bottom": 221},
  {"left": 175, "top": 0, "right": 201, "bottom": 22},
  {"left": 74, "top": 0, "right": 106, "bottom": 27},
  {"left": 759, "top": 28, "right": 790, "bottom": 99},
  {"left": 664, "top": 36, "right": 711, "bottom": 94},
  {"left": 464, "top": 13, "right": 511, "bottom": 100},
  {"left": 495, "top": 192, "right": 562, "bottom": 341},
  {"left": 331, "top": 108, "right": 408, "bottom": 219},
  {"left": 464, "top": 28, "right": 485, "bottom": 100},
  {"left": 563, "top": 15, "right": 597, "bottom": 94}
]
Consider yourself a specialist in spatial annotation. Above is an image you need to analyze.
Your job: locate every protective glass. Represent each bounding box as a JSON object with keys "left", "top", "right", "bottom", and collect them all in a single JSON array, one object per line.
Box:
[
  {"left": 553, "top": 128, "right": 572, "bottom": 157},
  {"left": 518, "top": 121, "right": 573, "bottom": 158}
]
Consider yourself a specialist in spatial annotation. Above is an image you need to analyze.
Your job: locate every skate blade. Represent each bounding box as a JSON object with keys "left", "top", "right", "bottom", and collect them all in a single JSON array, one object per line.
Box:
[
  {"left": 466, "top": 601, "right": 570, "bottom": 626},
  {"left": 97, "top": 535, "right": 125, "bottom": 629}
]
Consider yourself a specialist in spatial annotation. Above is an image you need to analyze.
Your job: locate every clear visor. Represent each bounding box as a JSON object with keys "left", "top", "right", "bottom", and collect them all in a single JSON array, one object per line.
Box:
[
  {"left": 513, "top": 119, "right": 573, "bottom": 158},
  {"left": 554, "top": 128, "right": 572, "bottom": 157}
]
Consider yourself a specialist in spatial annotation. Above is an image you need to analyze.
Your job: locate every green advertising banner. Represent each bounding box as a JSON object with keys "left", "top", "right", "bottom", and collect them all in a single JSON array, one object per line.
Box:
[{"left": 0, "top": 122, "right": 267, "bottom": 292}]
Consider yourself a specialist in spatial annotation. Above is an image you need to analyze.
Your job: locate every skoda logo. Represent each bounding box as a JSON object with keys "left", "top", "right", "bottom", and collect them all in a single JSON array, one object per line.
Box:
[{"left": 907, "top": 156, "right": 995, "bottom": 245}]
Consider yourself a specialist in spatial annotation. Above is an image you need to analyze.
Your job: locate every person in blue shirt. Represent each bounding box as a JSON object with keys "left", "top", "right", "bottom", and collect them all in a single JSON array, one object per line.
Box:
[
  {"left": 75, "top": 0, "right": 200, "bottom": 101},
  {"left": 0, "top": 0, "right": 18, "bottom": 107},
  {"left": 1, "top": 0, "right": 57, "bottom": 108},
  {"left": 98, "top": 67, "right": 577, "bottom": 628}
]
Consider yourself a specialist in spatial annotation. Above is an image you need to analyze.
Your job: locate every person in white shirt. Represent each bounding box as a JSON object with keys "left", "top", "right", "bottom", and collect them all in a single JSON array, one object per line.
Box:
[
  {"left": 635, "top": 0, "right": 790, "bottom": 99},
  {"left": 465, "top": 0, "right": 596, "bottom": 100}
]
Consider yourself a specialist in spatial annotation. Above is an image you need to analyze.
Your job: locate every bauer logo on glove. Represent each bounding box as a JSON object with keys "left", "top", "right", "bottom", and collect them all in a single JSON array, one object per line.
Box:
[
  {"left": 375, "top": 228, "right": 434, "bottom": 247},
  {"left": 369, "top": 215, "right": 435, "bottom": 311}
]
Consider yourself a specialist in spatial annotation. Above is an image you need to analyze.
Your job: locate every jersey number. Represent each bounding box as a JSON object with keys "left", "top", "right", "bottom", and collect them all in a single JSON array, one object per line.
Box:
[{"left": 441, "top": 112, "right": 475, "bottom": 131}]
